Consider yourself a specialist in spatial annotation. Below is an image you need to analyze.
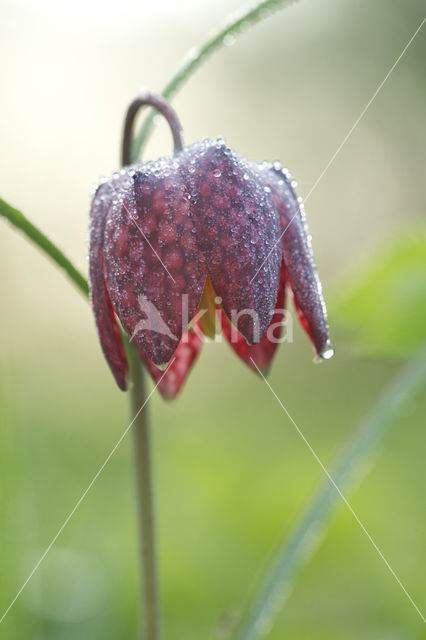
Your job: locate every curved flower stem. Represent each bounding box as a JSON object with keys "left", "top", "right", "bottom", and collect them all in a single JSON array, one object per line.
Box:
[
  {"left": 129, "top": 346, "right": 162, "bottom": 640},
  {"left": 233, "top": 344, "right": 426, "bottom": 640},
  {"left": 132, "top": 0, "right": 298, "bottom": 161},
  {"left": 123, "top": 92, "right": 184, "bottom": 164},
  {"left": 0, "top": 197, "right": 89, "bottom": 297}
]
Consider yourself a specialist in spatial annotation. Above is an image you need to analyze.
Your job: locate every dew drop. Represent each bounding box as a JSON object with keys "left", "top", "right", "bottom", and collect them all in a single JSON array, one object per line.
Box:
[
  {"left": 320, "top": 343, "right": 335, "bottom": 360},
  {"left": 213, "top": 169, "right": 222, "bottom": 178},
  {"left": 182, "top": 47, "right": 197, "bottom": 64},
  {"left": 223, "top": 33, "right": 236, "bottom": 47}
]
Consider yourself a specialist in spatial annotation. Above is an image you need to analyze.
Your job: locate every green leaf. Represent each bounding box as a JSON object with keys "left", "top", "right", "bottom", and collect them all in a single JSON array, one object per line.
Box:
[
  {"left": 132, "top": 0, "right": 298, "bottom": 161},
  {"left": 0, "top": 197, "right": 89, "bottom": 298},
  {"left": 332, "top": 230, "right": 426, "bottom": 357}
]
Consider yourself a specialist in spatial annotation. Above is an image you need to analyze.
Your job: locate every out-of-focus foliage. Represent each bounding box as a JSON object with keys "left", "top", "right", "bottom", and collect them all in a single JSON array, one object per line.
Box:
[{"left": 333, "top": 230, "right": 426, "bottom": 356}]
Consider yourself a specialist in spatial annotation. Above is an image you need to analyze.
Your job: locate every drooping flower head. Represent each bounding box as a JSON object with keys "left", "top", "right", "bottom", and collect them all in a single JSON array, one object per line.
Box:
[{"left": 89, "top": 93, "right": 333, "bottom": 398}]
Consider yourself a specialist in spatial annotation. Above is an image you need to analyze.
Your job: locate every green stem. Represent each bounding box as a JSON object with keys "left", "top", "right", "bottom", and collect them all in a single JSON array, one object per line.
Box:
[
  {"left": 0, "top": 197, "right": 89, "bottom": 298},
  {"left": 129, "top": 347, "right": 162, "bottom": 640},
  {"left": 122, "top": 94, "right": 170, "bottom": 640},
  {"left": 233, "top": 344, "right": 426, "bottom": 640},
  {"left": 131, "top": 0, "right": 298, "bottom": 162}
]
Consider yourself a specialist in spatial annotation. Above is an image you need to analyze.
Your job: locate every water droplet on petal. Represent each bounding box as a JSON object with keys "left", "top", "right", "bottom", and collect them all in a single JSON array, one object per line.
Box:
[{"left": 321, "top": 342, "right": 335, "bottom": 360}]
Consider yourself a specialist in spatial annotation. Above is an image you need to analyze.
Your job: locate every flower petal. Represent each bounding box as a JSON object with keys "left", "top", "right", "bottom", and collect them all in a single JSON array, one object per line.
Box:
[
  {"left": 89, "top": 182, "right": 129, "bottom": 390},
  {"left": 221, "top": 263, "right": 287, "bottom": 374},
  {"left": 258, "top": 164, "right": 331, "bottom": 357},
  {"left": 181, "top": 139, "right": 282, "bottom": 345},
  {"left": 103, "top": 164, "right": 207, "bottom": 366},
  {"left": 142, "top": 322, "right": 204, "bottom": 399}
]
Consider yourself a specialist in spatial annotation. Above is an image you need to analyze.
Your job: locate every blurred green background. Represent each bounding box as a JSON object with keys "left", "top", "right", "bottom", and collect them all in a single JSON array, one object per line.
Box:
[{"left": 0, "top": 0, "right": 425, "bottom": 638}]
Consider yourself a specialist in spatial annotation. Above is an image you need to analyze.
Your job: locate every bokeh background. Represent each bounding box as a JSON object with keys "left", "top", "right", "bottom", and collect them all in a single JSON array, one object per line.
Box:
[{"left": 1, "top": 0, "right": 425, "bottom": 638}]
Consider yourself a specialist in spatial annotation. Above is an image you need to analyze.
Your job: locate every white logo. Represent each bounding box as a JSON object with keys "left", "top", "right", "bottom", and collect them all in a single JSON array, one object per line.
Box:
[{"left": 131, "top": 295, "right": 178, "bottom": 342}]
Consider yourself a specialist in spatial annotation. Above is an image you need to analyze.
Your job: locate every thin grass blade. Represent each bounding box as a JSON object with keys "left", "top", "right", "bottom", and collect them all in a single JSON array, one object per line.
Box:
[{"left": 234, "top": 345, "right": 426, "bottom": 639}]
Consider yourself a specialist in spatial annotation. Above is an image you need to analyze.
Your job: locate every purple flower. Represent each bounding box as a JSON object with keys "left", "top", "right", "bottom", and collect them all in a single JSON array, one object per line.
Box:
[{"left": 89, "top": 96, "right": 333, "bottom": 398}]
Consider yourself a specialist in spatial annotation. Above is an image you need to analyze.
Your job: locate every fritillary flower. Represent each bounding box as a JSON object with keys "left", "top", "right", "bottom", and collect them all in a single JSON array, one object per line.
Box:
[{"left": 89, "top": 94, "right": 333, "bottom": 398}]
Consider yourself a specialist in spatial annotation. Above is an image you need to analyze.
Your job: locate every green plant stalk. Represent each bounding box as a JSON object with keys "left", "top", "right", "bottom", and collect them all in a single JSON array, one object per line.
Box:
[
  {"left": 234, "top": 344, "right": 426, "bottom": 640},
  {"left": 131, "top": 0, "right": 298, "bottom": 161},
  {"left": 129, "top": 346, "right": 162, "bottom": 640},
  {"left": 0, "top": 197, "right": 89, "bottom": 297},
  {"left": 121, "top": 94, "right": 169, "bottom": 640}
]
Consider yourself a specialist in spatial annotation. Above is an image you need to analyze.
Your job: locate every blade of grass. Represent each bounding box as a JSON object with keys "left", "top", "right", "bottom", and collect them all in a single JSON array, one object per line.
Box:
[
  {"left": 233, "top": 345, "right": 426, "bottom": 639},
  {"left": 0, "top": 197, "right": 89, "bottom": 297},
  {"left": 131, "top": 0, "right": 298, "bottom": 162},
  {"left": 1, "top": 1, "right": 299, "bottom": 288},
  {"left": 1, "top": 0, "right": 298, "bottom": 285}
]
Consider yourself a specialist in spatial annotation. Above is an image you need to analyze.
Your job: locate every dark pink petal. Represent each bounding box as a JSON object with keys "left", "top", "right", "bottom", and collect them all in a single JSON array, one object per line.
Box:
[
  {"left": 89, "top": 182, "right": 129, "bottom": 390},
  {"left": 180, "top": 139, "right": 282, "bottom": 344},
  {"left": 142, "top": 322, "right": 204, "bottom": 399},
  {"left": 221, "top": 263, "right": 287, "bottom": 374},
  {"left": 103, "top": 164, "right": 207, "bottom": 367},
  {"left": 257, "top": 163, "right": 332, "bottom": 358}
]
